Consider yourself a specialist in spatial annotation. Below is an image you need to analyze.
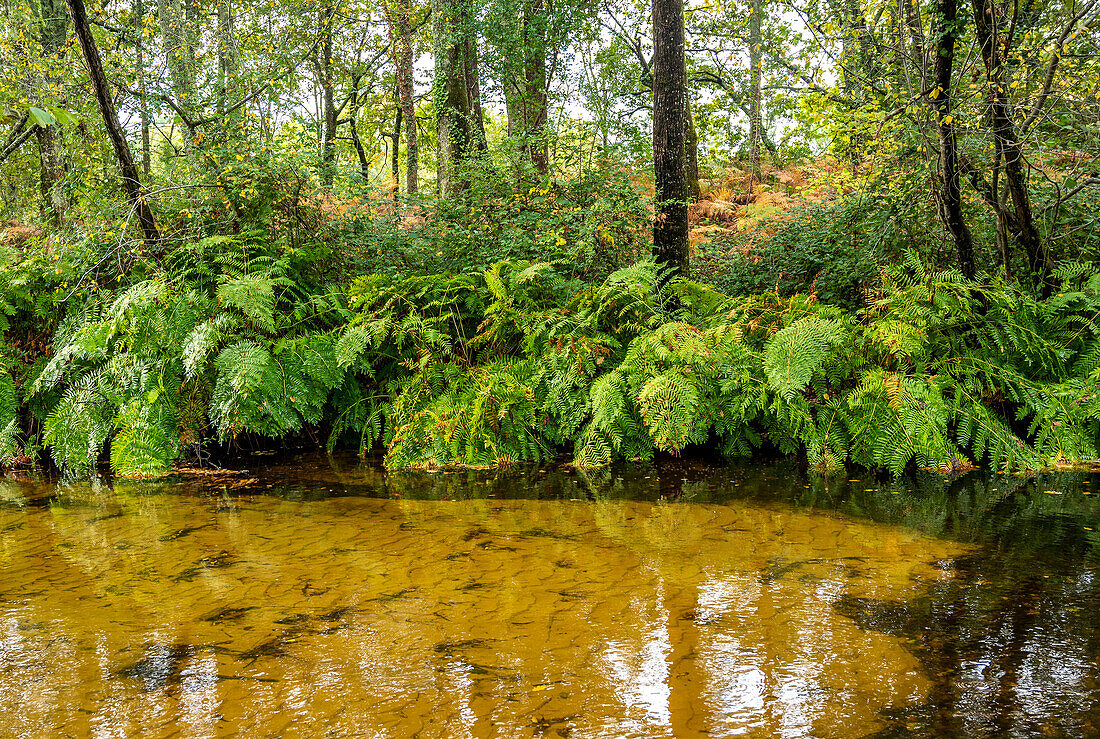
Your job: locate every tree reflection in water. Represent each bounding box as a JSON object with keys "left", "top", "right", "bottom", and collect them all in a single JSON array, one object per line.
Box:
[{"left": 0, "top": 454, "right": 1096, "bottom": 737}]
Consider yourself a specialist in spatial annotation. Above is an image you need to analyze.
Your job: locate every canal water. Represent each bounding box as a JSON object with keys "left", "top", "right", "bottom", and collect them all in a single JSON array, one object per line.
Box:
[{"left": 1, "top": 454, "right": 1097, "bottom": 737}]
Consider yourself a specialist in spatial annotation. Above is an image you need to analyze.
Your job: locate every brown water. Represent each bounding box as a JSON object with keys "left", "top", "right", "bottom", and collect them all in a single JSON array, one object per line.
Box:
[{"left": 1, "top": 457, "right": 1098, "bottom": 737}]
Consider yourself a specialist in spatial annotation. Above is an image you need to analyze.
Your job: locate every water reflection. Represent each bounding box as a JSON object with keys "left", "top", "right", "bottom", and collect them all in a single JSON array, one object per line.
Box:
[{"left": 0, "top": 457, "right": 1098, "bottom": 737}]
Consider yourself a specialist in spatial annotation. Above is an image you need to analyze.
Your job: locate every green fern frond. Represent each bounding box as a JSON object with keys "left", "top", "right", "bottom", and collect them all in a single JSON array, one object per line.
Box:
[
  {"left": 217, "top": 272, "right": 280, "bottom": 332},
  {"left": 763, "top": 317, "right": 850, "bottom": 399}
]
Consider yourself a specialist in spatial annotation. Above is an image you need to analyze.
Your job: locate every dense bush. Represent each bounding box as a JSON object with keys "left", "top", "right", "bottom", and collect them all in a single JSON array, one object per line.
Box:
[
  {"left": 4, "top": 229, "right": 1100, "bottom": 477},
  {"left": 339, "top": 166, "right": 650, "bottom": 280},
  {"left": 699, "top": 194, "right": 935, "bottom": 309}
]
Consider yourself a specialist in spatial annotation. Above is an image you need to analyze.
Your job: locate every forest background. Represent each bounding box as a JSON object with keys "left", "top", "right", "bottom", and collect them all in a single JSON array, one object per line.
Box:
[{"left": 1, "top": 0, "right": 1099, "bottom": 477}]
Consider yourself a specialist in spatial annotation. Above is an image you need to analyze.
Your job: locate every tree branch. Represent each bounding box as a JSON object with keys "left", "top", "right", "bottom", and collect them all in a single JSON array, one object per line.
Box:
[
  {"left": 1021, "top": 0, "right": 1098, "bottom": 134},
  {"left": 0, "top": 114, "right": 32, "bottom": 163},
  {"left": 1049, "top": 177, "right": 1100, "bottom": 209}
]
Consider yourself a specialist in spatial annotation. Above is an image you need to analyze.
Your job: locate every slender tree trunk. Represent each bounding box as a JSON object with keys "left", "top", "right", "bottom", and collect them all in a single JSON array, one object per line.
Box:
[
  {"left": 396, "top": 0, "right": 417, "bottom": 194},
  {"left": 0, "top": 116, "right": 33, "bottom": 164},
  {"left": 35, "top": 0, "right": 69, "bottom": 226},
  {"left": 134, "top": 0, "right": 151, "bottom": 176},
  {"left": 432, "top": 0, "right": 471, "bottom": 196},
  {"left": 319, "top": 1, "right": 338, "bottom": 187},
  {"left": 652, "top": 0, "right": 689, "bottom": 279},
  {"left": 217, "top": 0, "right": 236, "bottom": 112},
  {"left": 392, "top": 102, "right": 402, "bottom": 200},
  {"left": 747, "top": 0, "right": 763, "bottom": 186},
  {"left": 931, "top": 0, "right": 976, "bottom": 279},
  {"left": 347, "top": 82, "right": 370, "bottom": 184},
  {"left": 158, "top": 0, "right": 196, "bottom": 146},
  {"left": 388, "top": 0, "right": 418, "bottom": 194},
  {"left": 351, "top": 122, "right": 370, "bottom": 183},
  {"left": 899, "top": 0, "right": 925, "bottom": 81},
  {"left": 66, "top": 0, "right": 160, "bottom": 247},
  {"left": 847, "top": 0, "right": 874, "bottom": 80},
  {"left": 972, "top": 0, "right": 1048, "bottom": 289}
]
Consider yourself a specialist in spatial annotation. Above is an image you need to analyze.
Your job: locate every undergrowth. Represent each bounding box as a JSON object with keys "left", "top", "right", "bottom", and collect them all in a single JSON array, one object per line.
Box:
[{"left": 3, "top": 238, "right": 1099, "bottom": 477}]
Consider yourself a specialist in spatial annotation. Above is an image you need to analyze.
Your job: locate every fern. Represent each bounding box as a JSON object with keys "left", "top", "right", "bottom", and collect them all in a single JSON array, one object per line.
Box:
[
  {"left": 217, "top": 272, "right": 280, "bottom": 332},
  {"left": 763, "top": 318, "right": 850, "bottom": 399},
  {"left": 12, "top": 239, "right": 1100, "bottom": 477}
]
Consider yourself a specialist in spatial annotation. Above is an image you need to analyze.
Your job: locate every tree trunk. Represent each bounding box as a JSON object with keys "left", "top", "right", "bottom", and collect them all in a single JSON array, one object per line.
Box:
[
  {"left": 392, "top": 102, "right": 402, "bottom": 200},
  {"left": 217, "top": 0, "right": 236, "bottom": 112},
  {"left": 460, "top": 3, "right": 488, "bottom": 153},
  {"left": 747, "top": 0, "right": 763, "bottom": 186},
  {"left": 0, "top": 116, "right": 33, "bottom": 165},
  {"left": 502, "top": 0, "right": 549, "bottom": 175},
  {"left": 392, "top": 0, "right": 418, "bottom": 194},
  {"left": 319, "top": 1, "right": 338, "bottom": 187},
  {"left": 840, "top": 0, "right": 874, "bottom": 92},
  {"left": 898, "top": 0, "right": 925, "bottom": 82},
  {"left": 66, "top": 0, "right": 160, "bottom": 247},
  {"left": 931, "top": 0, "right": 975, "bottom": 280},
  {"left": 35, "top": 125, "right": 66, "bottom": 227},
  {"left": 684, "top": 94, "right": 700, "bottom": 202},
  {"left": 972, "top": 0, "right": 1048, "bottom": 289},
  {"left": 652, "top": 0, "right": 688, "bottom": 280},
  {"left": 134, "top": 0, "right": 151, "bottom": 176},
  {"left": 351, "top": 122, "right": 370, "bottom": 184},
  {"left": 523, "top": 43, "right": 548, "bottom": 172},
  {"left": 35, "top": 0, "right": 69, "bottom": 226},
  {"left": 158, "top": 0, "right": 197, "bottom": 146},
  {"left": 349, "top": 83, "right": 371, "bottom": 183},
  {"left": 432, "top": 0, "right": 471, "bottom": 196}
]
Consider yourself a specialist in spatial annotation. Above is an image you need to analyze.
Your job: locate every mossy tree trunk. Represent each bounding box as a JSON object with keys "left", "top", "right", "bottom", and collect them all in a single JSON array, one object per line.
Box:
[
  {"left": 35, "top": 0, "right": 69, "bottom": 226},
  {"left": 433, "top": 0, "right": 472, "bottom": 197},
  {"left": 392, "top": 0, "right": 418, "bottom": 194}
]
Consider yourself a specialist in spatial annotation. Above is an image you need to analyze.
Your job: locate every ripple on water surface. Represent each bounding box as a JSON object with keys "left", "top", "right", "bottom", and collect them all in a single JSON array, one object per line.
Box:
[{"left": 0, "top": 458, "right": 1098, "bottom": 737}]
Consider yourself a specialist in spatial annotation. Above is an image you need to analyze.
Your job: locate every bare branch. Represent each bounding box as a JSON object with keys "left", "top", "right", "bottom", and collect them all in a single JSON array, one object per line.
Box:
[{"left": 1050, "top": 177, "right": 1100, "bottom": 209}]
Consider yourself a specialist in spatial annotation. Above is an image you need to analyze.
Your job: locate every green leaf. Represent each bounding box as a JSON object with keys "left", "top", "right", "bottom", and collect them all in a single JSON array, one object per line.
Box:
[
  {"left": 48, "top": 106, "right": 76, "bottom": 127},
  {"left": 28, "top": 107, "right": 56, "bottom": 128}
]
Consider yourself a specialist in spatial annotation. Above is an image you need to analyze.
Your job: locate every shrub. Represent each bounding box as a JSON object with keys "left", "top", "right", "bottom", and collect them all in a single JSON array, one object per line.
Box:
[{"left": 699, "top": 194, "right": 928, "bottom": 309}]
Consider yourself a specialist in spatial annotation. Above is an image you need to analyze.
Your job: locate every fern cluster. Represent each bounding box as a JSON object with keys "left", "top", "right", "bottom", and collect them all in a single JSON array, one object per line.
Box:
[
  {"left": 326, "top": 253, "right": 1100, "bottom": 474},
  {"left": 23, "top": 233, "right": 351, "bottom": 476},
  {"left": 6, "top": 237, "right": 1100, "bottom": 476}
]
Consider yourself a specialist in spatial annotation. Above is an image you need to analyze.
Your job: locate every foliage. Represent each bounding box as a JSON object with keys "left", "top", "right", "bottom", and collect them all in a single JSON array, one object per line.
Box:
[
  {"left": 342, "top": 166, "right": 650, "bottom": 279},
  {"left": 699, "top": 193, "right": 935, "bottom": 309},
  {"left": 6, "top": 228, "right": 1099, "bottom": 478}
]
